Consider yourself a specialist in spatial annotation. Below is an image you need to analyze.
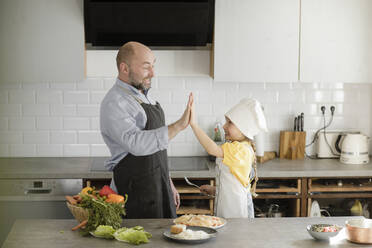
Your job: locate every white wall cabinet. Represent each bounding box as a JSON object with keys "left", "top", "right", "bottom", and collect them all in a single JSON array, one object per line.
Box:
[
  {"left": 300, "top": 0, "right": 372, "bottom": 83},
  {"left": 0, "top": 0, "right": 85, "bottom": 83},
  {"left": 213, "top": 0, "right": 299, "bottom": 82}
]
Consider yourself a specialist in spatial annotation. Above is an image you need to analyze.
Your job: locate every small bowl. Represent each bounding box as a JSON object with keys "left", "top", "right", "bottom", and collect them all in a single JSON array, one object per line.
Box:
[
  {"left": 345, "top": 219, "right": 372, "bottom": 244},
  {"left": 307, "top": 224, "right": 342, "bottom": 241}
]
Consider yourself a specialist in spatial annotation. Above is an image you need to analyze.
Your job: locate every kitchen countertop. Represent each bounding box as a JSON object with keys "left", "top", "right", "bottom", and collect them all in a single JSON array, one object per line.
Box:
[
  {"left": 2, "top": 217, "right": 363, "bottom": 248},
  {"left": 1, "top": 156, "right": 372, "bottom": 179}
]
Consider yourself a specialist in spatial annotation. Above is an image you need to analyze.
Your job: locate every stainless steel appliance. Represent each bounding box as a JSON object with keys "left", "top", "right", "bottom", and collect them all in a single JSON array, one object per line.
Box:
[{"left": 0, "top": 179, "right": 82, "bottom": 246}]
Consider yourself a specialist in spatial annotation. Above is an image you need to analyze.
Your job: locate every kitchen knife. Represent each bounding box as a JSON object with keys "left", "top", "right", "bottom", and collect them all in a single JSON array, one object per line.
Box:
[
  {"left": 300, "top": 113, "right": 304, "bottom": 131},
  {"left": 294, "top": 117, "right": 297, "bottom": 131},
  {"left": 298, "top": 115, "right": 302, "bottom": 132}
]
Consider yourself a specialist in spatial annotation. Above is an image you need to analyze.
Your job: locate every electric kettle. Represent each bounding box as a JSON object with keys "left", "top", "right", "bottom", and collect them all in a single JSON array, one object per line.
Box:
[{"left": 340, "top": 133, "right": 369, "bottom": 164}]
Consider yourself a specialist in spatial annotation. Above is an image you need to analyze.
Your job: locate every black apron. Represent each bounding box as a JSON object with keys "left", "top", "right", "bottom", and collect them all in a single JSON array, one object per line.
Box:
[{"left": 113, "top": 92, "right": 176, "bottom": 219}]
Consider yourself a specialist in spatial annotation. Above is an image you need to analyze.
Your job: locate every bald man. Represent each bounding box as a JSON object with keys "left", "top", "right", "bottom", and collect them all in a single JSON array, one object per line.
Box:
[{"left": 100, "top": 42, "right": 191, "bottom": 218}]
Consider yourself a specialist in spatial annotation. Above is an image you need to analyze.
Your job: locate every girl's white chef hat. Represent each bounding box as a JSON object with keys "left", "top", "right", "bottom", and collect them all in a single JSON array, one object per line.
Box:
[{"left": 225, "top": 98, "right": 268, "bottom": 140}]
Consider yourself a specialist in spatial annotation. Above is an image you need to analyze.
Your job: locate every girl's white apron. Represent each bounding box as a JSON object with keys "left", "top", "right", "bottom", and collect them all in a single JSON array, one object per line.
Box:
[{"left": 215, "top": 150, "right": 254, "bottom": 218}]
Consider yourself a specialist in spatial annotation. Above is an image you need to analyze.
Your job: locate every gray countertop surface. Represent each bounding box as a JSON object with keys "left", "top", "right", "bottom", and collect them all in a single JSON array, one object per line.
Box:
[
  {"left": 2, "top": 217, "right": 364, "bottom": 248},
  {"left": 1, "top": 156, "right": 372, "bottom": 179}
]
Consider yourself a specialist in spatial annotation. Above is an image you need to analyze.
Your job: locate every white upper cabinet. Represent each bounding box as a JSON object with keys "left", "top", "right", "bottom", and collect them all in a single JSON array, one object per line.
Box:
[
  {"left": 213, "top": 0, "right": 299, "bottom": 82},
  {"left": 300, "top": 0, "right": 372, "bottom": 83},
  {"left": 0, "top": 0, "right": 85, "bottom": 83}
]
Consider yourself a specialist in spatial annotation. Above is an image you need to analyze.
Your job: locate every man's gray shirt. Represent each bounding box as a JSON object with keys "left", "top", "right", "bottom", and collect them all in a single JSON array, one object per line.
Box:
[{"left": 100, "top": 78, "right": 169, "bottom": 171}]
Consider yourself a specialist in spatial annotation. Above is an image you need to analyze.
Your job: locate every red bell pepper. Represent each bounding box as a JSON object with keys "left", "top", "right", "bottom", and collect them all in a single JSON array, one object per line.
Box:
[{"left": 99, "top": 185, "right": 117, "bottom": 197}]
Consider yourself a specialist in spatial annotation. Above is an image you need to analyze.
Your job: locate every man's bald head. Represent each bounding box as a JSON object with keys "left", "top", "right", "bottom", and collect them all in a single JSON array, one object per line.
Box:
[{"left": 116, "top": 41, "right": 151, "bottom": 71}]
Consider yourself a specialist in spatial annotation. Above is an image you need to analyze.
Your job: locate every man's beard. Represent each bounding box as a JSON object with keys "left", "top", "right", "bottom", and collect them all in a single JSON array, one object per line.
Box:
[{"left": 129, "top": 71, "right": 151, "bottom": 91}]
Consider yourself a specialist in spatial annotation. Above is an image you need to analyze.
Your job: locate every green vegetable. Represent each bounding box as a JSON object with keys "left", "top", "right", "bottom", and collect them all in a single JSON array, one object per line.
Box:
[
  {"left": 78, "top": 194, "right": 125, "bottom": 236},
  {"left": 92, "top": 225, "right": 116, "bottom": 239},
  {"left": 114, "top": 226, "right": 152, "bottom": 245}
]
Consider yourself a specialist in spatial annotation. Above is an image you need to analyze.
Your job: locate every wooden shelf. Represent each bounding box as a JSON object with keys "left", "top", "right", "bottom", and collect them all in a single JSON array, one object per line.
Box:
[
  {"left": 254, "top": 194, "right": 300, "bottom": 199},
  {"left": 309, "top": 183, "right": 372, "bottom": 193},
  {"left": 176, "top": 185, "right": 201, "bottom": 194},
  {"left": 180, "top": 195, "right": 214, "bottom": 200},
  {"left": 256, "top": 185, "right": 299, "bottom": 193},
  {"left": 309, "top": 192, "right": 372, "bottom": 199},
  {"left": 177, "top": 206, "right": 212, "bottom": 215}
]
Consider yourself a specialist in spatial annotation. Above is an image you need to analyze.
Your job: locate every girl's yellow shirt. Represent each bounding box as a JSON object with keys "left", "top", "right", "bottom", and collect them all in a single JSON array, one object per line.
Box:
[{"left": 221, "top": 141, "right": 254, "bottom": 187}]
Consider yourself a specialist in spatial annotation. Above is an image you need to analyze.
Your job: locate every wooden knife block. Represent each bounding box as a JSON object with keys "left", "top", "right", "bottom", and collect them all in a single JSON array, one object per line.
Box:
[{"left": 279, "top": 131, "right": 306, "bottom": 160}]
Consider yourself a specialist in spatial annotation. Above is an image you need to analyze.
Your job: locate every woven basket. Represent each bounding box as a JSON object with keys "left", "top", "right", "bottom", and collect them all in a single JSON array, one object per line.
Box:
[{"left": 66, "top": 202, "right": 89, "bottom": 223}]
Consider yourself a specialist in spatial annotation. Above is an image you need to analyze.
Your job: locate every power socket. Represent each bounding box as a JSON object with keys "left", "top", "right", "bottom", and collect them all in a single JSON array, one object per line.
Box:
[
  {"left": 321, "top": 106, "right": 326, "bottom": 115},
  {"left": 330, "top": 106, "right": 335, "bottom": 115}
]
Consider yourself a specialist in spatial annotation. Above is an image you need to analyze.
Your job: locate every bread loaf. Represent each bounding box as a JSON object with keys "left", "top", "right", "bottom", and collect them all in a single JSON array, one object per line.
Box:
[{"left": 170, "top": 224, "right": 186, "bottom": 234}]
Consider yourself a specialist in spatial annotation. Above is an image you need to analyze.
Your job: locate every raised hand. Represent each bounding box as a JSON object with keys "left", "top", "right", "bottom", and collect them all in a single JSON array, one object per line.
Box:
[{"left": 189, "top": 93, "right": 197, "bottom": 127}]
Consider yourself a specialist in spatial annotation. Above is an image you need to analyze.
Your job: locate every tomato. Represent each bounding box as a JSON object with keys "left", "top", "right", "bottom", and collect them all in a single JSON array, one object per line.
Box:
[{"left": 99, "top": 185, "right": 117, "bottom": 197}]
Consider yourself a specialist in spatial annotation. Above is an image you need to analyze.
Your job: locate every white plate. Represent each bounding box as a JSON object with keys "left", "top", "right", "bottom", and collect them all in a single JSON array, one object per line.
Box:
[
  {"left": 163, "top": 226, "right": 217, "bottom": 244},
  {"left": 310, "top": 201, "right": 321, "bottom": 217}
]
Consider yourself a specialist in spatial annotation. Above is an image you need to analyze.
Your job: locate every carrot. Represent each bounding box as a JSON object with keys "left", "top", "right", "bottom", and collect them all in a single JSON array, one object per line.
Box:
[
  {"left": 71, "top": 220, "right": 88, "bottom": 231},
  {"left": 65, "top": 195, "right": 77, "bottom": 205},
  {"left": 72, "top": 195, "right": 82, "bottom": 202}
]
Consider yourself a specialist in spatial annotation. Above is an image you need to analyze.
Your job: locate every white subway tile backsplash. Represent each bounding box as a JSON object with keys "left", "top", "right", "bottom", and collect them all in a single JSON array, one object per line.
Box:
[
  {"left": 238, "top": 83, "right": 265, "bottom": 91},
  {"left": 291, "top": 103, "right": 318, "bottom": 116},
  {"left": 50, "top": 104, "right": 76, "bottom": 116},
  {"left": 278, "top": 90, "right": 305, "bottom": 104},
  {"left": 10, "top": 144, "right": 36, "bottom": 157},
  {"left": 37, "top": 90, "right": 63, "bottom": 104},
  {"left": 22, "top": 104, "right": 50, "bottom": 116},
  {"left": 77, "top": 78, "right": 104, "bottom": 90},
  {"left": 50, "top": 82, "right": 76, "bottom": 89},
  {"left": 266, "top": 83, "right": 291, "bottom": 90},
  {"left": 0, "top": 144, "right": 9, "bottom": 156},
  {"left": 9, "top": 90, "right": 35, "bottom": 104},
  {"left": 37, "top": 144, "right": 63, "bottom": 156},
  {"left": 63, "top": 117, "right": 90, "bottom": 130},
  {"left": 104, "top": 78, "right": 116, "bottom": 89},
  {"left": 78, "top": 131, "right": 103, "bottom": 144},
  {"left": 0, "top": 75, "right": 371, "bottom": 157},
  {"left": 77, "top": 104, "right": 100, "bottom": 117},
  {"left": 148, "top": 90, "right": 171, "bottom": 104},
  {"left": 185, "top": 77, "right": 212, "bottom": 90},
  {"left": 0, "top": 104, "right": 21, "bottom": 116},
  {"left": 0, "top": 82, "right": 21, "bottom": 89},
  {"left": 22, "top": 82, "right": 49, "bottom": 89},
  {"left": 306, "top": 91, "right": 332, "bottom": 103},
  {"left": 199, "top": 91, "right": 225, "bottom": 104},
  {"left": 213, "top": 81, "right": 239, "bottom": 90},
  {"left": 24, "top": 131, "right": 49, "bottom": 144},
  {"left": 0, "top": 118, "right": 8, "bottom": 130},
  {"left": 63, "top": 144, "right": 89, "bottom": 156},
  {"left": 90, "top": 91, "right": 107, "bottom": 104},
  {"left": 90, "top": 117, "right": 100, "bottom": 130},
  {"left": 64, "top": 91, "right": 89, "bottom": 104},
  {"left": 51, "top": 131, "right": 77, "bottom": 144},
  {"left": 0, "top": 91, "right": 8, "bottom": 104},
  {"left": 9, "top": 117, "right": 35, "bottom": 130},
  {"left": 158, "top": 77, "right": 185, "bottom": 89},
  {"left": 90, "top": 144, "right": 110, "bottom": 156},
  {"left": 37, "top": 117, "right": 63, "bottom": 130},
  {"left": 0, "top": 131, "right": 22, "bottom": 144}
]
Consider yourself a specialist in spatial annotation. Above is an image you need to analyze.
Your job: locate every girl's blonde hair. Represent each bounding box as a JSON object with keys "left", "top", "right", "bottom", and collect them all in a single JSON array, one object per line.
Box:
[{"left": 247, "top": 139, "right": 258, "bottom": 196}]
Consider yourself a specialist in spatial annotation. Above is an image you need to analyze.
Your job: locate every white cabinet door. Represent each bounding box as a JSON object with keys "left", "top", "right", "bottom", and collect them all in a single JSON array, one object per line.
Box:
[
  {"left": 300, "top": 0, "right": 372, "bottom": 83},
  {"left": 213, "top": 0, "right": 299, "bottom": 82},
  {"left": 0, "top": 0, "right": 85, "bottom": 83}
]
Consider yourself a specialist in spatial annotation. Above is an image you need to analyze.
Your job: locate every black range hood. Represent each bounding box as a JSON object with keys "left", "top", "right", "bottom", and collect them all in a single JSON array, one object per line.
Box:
[{"left": 84, "top": 0, "right": 215, "bottom": 47}]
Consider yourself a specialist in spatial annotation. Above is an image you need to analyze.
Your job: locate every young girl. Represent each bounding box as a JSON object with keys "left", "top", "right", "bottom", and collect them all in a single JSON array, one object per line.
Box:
[{"left": 189, "top": 94, "right": 267, "bottom": 218}]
